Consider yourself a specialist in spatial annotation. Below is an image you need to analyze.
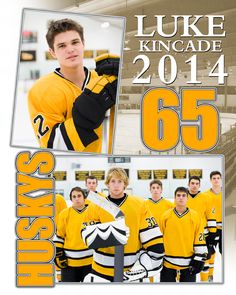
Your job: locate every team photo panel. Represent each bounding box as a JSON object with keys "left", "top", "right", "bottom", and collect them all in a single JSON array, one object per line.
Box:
[{"left": 52, "top": 154, "right": 223, "bottom": 283}]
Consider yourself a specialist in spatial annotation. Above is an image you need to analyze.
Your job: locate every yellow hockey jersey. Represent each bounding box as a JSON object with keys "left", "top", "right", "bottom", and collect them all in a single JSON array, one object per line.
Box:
[
  {"left": 204, "top": 189, "right": 222, "bottom": 229},
  {"left": 160, "top": 208, "right": 207, "bottom": 270},
  {"left": 146, "top": 197, "right": 174, "bottom": 225},
  {"left": 83, "top": 195, "right": 164, "bottom": 279},
  {"left": 55, "top": 194, "right": 67, "bottom": 226},
  {"left": 187, "top": 192, "right": 216, "bottom": 234},
  {"left": 28, "top": 68, "right": 115, "bottom": 153},
  {"left": 54, "top": 206, "right": 93, "bottom": 267}
]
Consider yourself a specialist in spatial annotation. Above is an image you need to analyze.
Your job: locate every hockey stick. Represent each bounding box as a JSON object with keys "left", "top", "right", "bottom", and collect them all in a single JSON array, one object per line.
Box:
[
  {"left": 102, "top": 110, "right": 110, "bottom": 154},
  {"left": 87, "top": 191, "right": 124, "bottom": 282}
]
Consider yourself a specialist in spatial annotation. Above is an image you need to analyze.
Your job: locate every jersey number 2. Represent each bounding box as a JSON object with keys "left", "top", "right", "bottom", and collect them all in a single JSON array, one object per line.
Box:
[{"left": 33, "top": 115, "right": 49, "bottom": 138}]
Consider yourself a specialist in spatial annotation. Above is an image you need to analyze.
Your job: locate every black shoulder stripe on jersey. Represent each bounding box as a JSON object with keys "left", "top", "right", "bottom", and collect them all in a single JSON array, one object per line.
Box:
[
  {"left": 194, "top": 253, "right": 207, "bottom": 258},
  {"left": 142, "top": 236, "right": 163, "bottom": 246},
  {"left": 146, "top": 243, "right": 165, "bottom": 254},
  {"left": 139, "top": 225, "right": 159, "bottom": 233},
  {"left": 60, "top": 123, "right": 74, "bottom": 150},
  {"left": 47, "top": 123, "right": 60, "bottom": 148},
  {"left": 165, "top": 254, "right": 192, "bottom": 259}
]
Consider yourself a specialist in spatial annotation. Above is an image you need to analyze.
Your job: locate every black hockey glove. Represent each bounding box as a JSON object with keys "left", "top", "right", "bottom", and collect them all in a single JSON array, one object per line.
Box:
[
  {"left": 72, "top": 75, "right": 117, "bottom": 147},
  {"left": 189, "top": 258, "right": 205, "bottom": 275},
  {"left": 73, "top": 75, "right": 117, "bottom": 129},
  {"left": 205, "top": 232, "right": 218, "bottom": 247},
  {"left": 54, "top": 247, "right": 68, "bottom": 269},
  {"left": 206, "top": 244, "right": 216, "bottom": 259},
  {"left": 95, "top": 53, "right": 120, "bottom": 76}
]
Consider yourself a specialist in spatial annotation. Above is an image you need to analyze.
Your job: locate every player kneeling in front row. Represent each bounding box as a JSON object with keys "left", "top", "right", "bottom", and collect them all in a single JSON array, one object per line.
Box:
[
  {"left": 82, "top": 167, "right": 164, "bottom": 282},
  {"left": 54, "top": 187, "right": 93, "bottom": 282},
  {"left": 159, "top": 187, "right": 208, "bottom": 282}
]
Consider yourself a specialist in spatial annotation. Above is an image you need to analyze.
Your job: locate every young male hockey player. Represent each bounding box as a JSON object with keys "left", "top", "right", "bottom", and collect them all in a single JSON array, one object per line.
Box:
[
  {"left": 187, "top": 176, "right": 217, "bottom": 282},
  {"left": 146, "top": 180, "right": 174, "bottom": 225},
  {"left": 160, "top": 187, "right": 207, "bottom": 282},
  {"left": 54, "top": 194, "right": 67, "bottom": 282},
  {"left": 82, "top": 167, "right": 164, "bottom": 282},
  {"left": 85, "top": 175, "right": 99, "bottom": 194},
  {"left": 28, "top": 18, "right": 119, "bottom": 153},
  {"left": 54, "top": 187, "right": 93, "bottom": 282},
  {"left": 204, "top": 171, "right": 222, "bottom": 282}
]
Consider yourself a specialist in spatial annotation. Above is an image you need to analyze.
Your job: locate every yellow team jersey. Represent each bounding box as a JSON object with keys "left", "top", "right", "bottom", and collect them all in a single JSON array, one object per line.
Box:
[
  {"left": 160, "top": 208, "right": 207, "bottom": 270},
  {"left": 55, "top": 194, "right": 67, "bottom": 226},
  {"left": 83, "top": 195, "right": 164, "bottom": 279},
  {"left": 204, "top": 189, "right": 222, "bottom": 229},
  {"left": 146, "top": 197, "right": 174, "bottom": 225},
  {"left": 187, "top": 192, "right": 216, "bottom": 234},
  {"left": 28, "top": 68, "right": 115, "bottom": 153},
  {"left": 54, "top": 206, "right": 93, "bottom": 267}
]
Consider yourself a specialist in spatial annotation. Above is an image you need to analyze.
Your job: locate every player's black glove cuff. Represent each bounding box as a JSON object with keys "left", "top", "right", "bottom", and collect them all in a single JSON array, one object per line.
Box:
[
  {"left": 205, "top": 232, "right": 218, "bottom": 246},
  {"left": 72, "top": 75, "right": 117, "bottom": 147},
  {"left": 72, "top": 77, "right": 117, "bottom": 130},
  {"left": 189, "top": 258, "right": 205, "bottom": 275},
  {"left": 54, "top": 247, "right": 68, "bottom": 269},
  {"left": 206, "top": 244, "right": 216, "bottom": 259},
  {"left": 95, "top": 53, "right": 120, "bottom": 76}
]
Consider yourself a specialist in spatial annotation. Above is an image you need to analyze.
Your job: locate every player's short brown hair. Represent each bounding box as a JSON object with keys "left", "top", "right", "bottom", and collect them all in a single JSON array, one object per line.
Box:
[
  {"left": 210, "top": 171, "right": 222, "bottom": 179},
  {"left": 149, "top": 179, "right": 163, "bottom": 189},
  {"left": 85, "top": 175, "right": 98, "bottom": 184},
  {"left": 174, "top": 186, "right": 188, "bottom": 197},
  {"left": 46, "top": 18, "right": 84, "bottom": 49},
  {"left": 105, "top": 168, "right": 129, "bottom": 188},
  {"left": 69, "top": 186, "right": 86, "bottom": 201}
]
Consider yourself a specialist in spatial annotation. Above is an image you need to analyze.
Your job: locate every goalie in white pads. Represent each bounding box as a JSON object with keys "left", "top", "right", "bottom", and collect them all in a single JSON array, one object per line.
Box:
[{"left": 82, "top": 167, "right": 164, "bottom": 282}]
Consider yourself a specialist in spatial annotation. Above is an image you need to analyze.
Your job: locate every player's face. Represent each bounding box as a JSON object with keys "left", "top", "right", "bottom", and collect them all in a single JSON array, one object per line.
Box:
[
  {"left": 150, "top": 184, "right": 162, "bottom": 200},
  {"left": 107, "top": 177, "right": 125, "bottom": 199},
  {"left": 175, "top": 192, "right": 188, "bottom": 207},
  {"left": 211, "top": 174, "right": 222, "bottom": 187},
  {"left": 50, "top": 30, "right": 84, "bottom": 69},
  {"left": 86, "top": 179, "right": 98, "bottom": 192},
  {"left": 71, "top": 190, "right": 85, "bottom": 209},
  {"left": 188, "top": 179, "right": 200, "bottom": 194}
]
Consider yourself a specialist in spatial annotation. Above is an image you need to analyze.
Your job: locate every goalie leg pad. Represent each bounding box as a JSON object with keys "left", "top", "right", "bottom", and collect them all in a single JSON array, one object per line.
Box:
[{"left": 82, "top": 218, "right": 129, "bottom": 249}]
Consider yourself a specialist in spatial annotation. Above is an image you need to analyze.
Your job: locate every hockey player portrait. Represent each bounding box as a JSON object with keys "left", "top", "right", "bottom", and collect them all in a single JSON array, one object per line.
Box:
[
  {"left": 187, "top": 176, "right": 217, "bottom": 282},
  {"left": 203, "top": 171, "right": 223, "bottom": 282},
  {"left": 54, "top": 187, "right": 93, "bottom": 282},
  {"left": 146, "top": 180, "right": 174, "bottom": 225},
  {"left": 81, "top": 167, "right": 164, "bottom": 282},
  {"left": 159, "top": 187, "right": 208, "bottom": 282},
  {"left": 27, "top": 18, "right": 120, "bottom": 153}
]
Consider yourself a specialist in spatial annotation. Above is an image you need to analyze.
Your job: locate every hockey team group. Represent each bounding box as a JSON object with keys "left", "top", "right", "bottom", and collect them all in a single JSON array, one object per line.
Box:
[{"left": 54, "top": 168, "right": 222, "bottom": 283}]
